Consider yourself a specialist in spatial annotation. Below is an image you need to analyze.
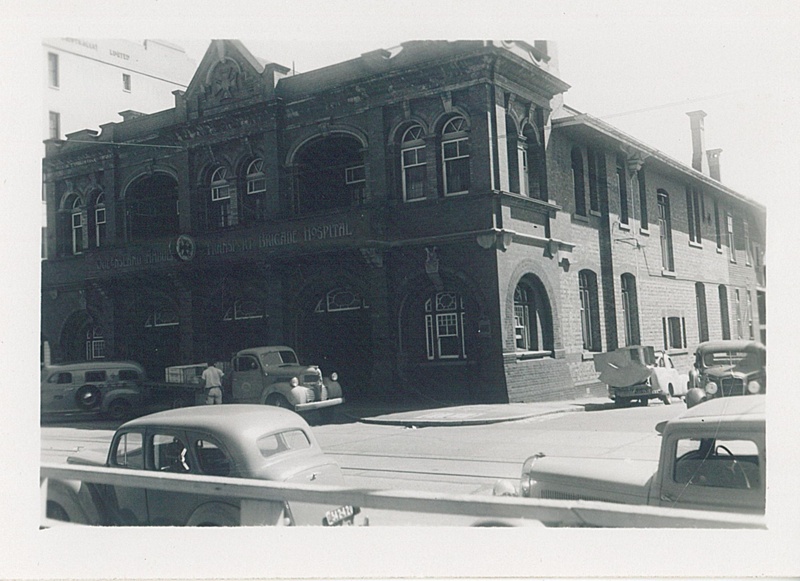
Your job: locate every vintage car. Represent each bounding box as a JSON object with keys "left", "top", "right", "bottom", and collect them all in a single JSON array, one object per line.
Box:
[
  {"left": 228, "top": 346, "right": 343, "bottom": 420},
  {"left": 686, "top": 340, "right": 766, "bottom": 407},
  {"left": 494, "top": 395, "right": 765, "bottom": 519},
  {"left": 41, "top": 360, "right": 146, "bottom": 420},
  {"left": 45, "top": 404, "right": 360, "bottom": 526},
  {"left": 594, "top": 346, "right": 689, "bottom": 406}
]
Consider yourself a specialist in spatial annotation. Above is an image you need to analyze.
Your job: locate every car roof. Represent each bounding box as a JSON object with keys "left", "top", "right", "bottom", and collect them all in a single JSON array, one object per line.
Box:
[
  {"left": 676, "top": 394, "right": 765, "bottom": 423},
  {"left": 236, "top": 346, "right": 294, "bottom": 356},
  {"left": 119, "top": 404, "right": 310, "bottom": 439},
  {"left": 695, "top": 340, "right": 765, "bottom": 353},
  {"left": 43, "top": 361, "right": 145, "bottom": 371}
]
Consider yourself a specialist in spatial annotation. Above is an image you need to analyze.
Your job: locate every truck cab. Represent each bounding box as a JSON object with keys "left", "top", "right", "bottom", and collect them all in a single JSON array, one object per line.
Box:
[{"left": 230, "top": 346, "right": 343, "bottom": 416}]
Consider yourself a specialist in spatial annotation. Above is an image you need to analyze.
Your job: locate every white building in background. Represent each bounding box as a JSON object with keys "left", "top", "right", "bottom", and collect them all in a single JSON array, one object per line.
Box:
[
  {"left": 41, "top": 39, "right": 196, "bottom": 259},
  {"left": 43, "top": 38, "right": 196, "bottom": 141}
]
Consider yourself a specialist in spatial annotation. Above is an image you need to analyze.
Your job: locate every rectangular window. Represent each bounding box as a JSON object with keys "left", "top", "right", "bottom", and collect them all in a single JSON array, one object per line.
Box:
[
  {"left": 436, "top": 313, "right": 460, "bottom": 359},
  {"left": 113, "top": 432, "right": 144, "bottom": 469},
  {"left": 95, "top": 207, "right": 106, "bottom": 247},
  {"left": 48, "top": 52, "right": 59, "bottom": 88},
  {"left": 122, "top": 73, "right": 131, "bottom": 92},
  {"left": 727, "top": 213, "right": 736, "bottom": 263},
  {"left": 345, "top": 165, "right": 365, "bottom": 184},
  {"left": 519, "top": 148, "right": 529, "bottom": 197},
  {"left": 658, "top": 192, "right": 674, "bottom": 272},
  {"left": 48, "top": 111, "right": 61, "bottom": 140},
  {"left": 714, "top": 198, "right": 722, "bottom": 250},
  {"left": 735, "top": 289, "right": 743, "bottom": 339},
  {"left": 211, "top": 183, "right": 230, "bottom": 201},
  {"left": 743, "top": 220, "right": 752, "bottom": 266},
  {"left": 515, "top": 305, "right": 530, "bottom": 350},
  {"left": 443, "top": 138, "right": 470, "bottom": 195},
  {"left": 587, "top": 149, "right": 600, "bottom": 213},
  {"left": 71, "top": 212, "right": 83, "bottom": 254},
  {"left": 687, "top": 188, "right": 702, "bottom": 243},
  {"left": 90, "top": 339, "right": 106, "bottom": 359},
  {"left": 616, "top": 160, "right": 629, "bottom": 225},
  {"left": 662, "top": 316, "right": 687, "bottom": 350},
  {"left": 402, "top": 147, "right": 426, "bottom": 201},
  {"left": 247, "top": 177, "right": 266, "bottom": 195},
  {"left": 673, "top": 438, "right": 760, "bottom": 490},
  {"left": 637, "top": 170, "right": 648, "bottom": 229}
]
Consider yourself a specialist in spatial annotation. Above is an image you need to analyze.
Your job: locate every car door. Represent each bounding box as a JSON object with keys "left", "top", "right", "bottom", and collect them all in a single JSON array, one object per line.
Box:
[
  {"left": 101, "top": 430, "right": 149, "bottom": 525},
  {"left": 231, "top": 354, "right": 263, "bottom": 403}
]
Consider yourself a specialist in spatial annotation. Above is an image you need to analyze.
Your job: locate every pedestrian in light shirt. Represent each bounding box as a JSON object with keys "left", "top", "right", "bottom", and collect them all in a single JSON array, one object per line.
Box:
[{"left": 201, "top": 359, "right": 224, "bottom": 405}]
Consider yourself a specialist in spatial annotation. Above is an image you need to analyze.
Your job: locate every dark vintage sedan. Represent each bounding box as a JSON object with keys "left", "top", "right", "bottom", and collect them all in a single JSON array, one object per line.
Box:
[
  {"left": 46, "top": 405, "right": 360, "bottom": 526},
  {"left": 686, "top": 340, "right": 766, "bottom": 407}
]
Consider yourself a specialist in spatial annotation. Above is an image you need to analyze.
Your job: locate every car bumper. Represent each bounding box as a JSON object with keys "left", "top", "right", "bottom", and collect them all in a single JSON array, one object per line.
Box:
[
  {"left": 610, "top": 386, "right": 659, "bottom": 398},
  {"left": 294, "top": 397, "right": 344, "bottom": 412}
]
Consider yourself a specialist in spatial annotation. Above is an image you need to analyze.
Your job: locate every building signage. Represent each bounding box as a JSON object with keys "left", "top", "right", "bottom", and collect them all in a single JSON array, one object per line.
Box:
[{"left": 94, "top": 220, "right": 355, "bottom": 271}]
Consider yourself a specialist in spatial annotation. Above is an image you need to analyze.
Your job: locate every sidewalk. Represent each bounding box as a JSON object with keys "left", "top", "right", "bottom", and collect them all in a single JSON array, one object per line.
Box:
[{"left": 338, "top": 395, "right": 613, "bottom": 427}]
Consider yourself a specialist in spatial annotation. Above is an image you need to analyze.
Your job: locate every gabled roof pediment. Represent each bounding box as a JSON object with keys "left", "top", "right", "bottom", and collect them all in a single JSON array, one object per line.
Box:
[{"left": 182, "top": 40, "right": 285, "bottom": 115}]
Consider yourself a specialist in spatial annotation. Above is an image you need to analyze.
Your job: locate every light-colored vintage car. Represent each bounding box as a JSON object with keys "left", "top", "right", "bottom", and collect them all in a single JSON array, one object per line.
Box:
[
  {"left": 594, "top": 346, "right": 689, "bottom": 406},
  {"left": 686, "top": 340, "right": 766, "bottom": 408},
  {"left": 495, "top": 395, "right": 765, "bottom": 519},
  {"left": 46, "top": 405, "right": 360, "bottom": 526},
  {"left": 41, "top": 360, "right": 146, "bottom": 420}
]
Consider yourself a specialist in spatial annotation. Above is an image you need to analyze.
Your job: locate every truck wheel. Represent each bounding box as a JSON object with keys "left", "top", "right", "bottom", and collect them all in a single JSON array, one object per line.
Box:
[
  {"left": 105, "top": 399, "right": 132, "bottom": 420},
  {"left": 265, "top": 394, "right": 291, "bottom": 409},
  {"left": 75, "top": 385, "right": 101, "bottom": 409},
  {"left": 661, "top": 391, "right": 673, "bottom": 405}
]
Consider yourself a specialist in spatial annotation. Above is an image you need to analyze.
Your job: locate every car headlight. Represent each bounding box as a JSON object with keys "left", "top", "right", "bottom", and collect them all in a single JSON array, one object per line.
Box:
[
  {"left": 747, "top": 380, "right": 762, "bottom": 394},
  {"left": 330, "top": 372, "right": 338, "bottom": 382},
  {"left": 705, "top": 381, "right": 718, "bottom": 395},
  {"left": 290, "top": 377, "right": 299, "bottom": 387}
]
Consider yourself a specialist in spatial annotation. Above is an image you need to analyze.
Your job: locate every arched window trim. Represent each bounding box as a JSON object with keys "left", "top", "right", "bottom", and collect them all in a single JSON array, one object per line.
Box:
[
  {"left": 246, "top": 158, "right": 266, "bottom": 195},
  {"left": 223, "top": 299, "right": 264, "bottom": 321}
]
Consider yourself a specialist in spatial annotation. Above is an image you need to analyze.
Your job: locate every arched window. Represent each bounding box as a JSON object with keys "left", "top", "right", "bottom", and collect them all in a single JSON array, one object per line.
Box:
[
  {"left": 209, "top": 166, "right": 232, "bottom": 229},
  {"left": 294, "top": 134, "right": 365, "bottom": 214},
  {"left": 125, "top": 173, "right": 179, "bottom": 242},
  {"left": 621, "top": 273, "right": 640, "bottom": 346},
  {"left": 223, "top": 299, "right": 264, "bottom": 321},
  {"left": 69, "top": 195, "right": 84, "bottom": 255},
  {"left": 401, "top": 125, "right": 426, "bottom": 201},
  {"left": 579, "top": 270, "right": 602, "bottom": 352},
  {"left": 241, "top": 158, "right": 267, "bottom": 223},
  {"left": 425, "top": 291, "right": 466, "bottom": 359},
  {"left": 315, "top": 288, "right": 367, "bottom": 313},
  {"left": 441, "top": 116, "right": 470, "bottom": 195},
  {"left": 571, "top": 148, "right": 586, "bottom": 216},
  {"left": 93, "top": 192, "right": 106, "bottom": 248},
  {"left": 514, "top": 278, "right": 553, "bottom": 354}
]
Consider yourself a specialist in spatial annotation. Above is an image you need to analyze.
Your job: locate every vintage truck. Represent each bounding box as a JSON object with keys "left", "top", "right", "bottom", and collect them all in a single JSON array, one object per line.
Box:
[
  {"left": 158, "top": 346, "right": 344, "bottom": 419},
  {"left": 593, "top": 345, "right": 689, "bottom": 406},
  {"left": 494, "top": 395, "right": 766, "bottom": 519}
]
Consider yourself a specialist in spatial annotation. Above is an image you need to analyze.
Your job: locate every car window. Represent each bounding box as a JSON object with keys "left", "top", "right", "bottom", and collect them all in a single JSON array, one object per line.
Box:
[
  {"left": 85, "top": 370, "right": 107, "bottom": 382},
  {"left": 674, "top": 437, "right": 761, "bottom": 490},
  {"left": 118, "top": 369, "right": 140, "bottom": 381},
  {"left": 112, "top": 432, "right": 144, "bottom": 469},
  {"left": 152, "top": 433, "right": 190, "bottom": 472},
  {"left": 236, "top": 356, "right": 259, "bottom": 372},
  {"left": 703, "top": 351, "right": 747, "bottom": 367},
  {"left": 261, "top": 352, "right": 283, "bottom": 367},
  {"left": 49, "top": 372, "right": 72, "bottom": 384},
  {"left": 257, "top": 429, "right": 311, "bottom": 459},
  {"left": 193, "top": 438, "right": 232, "bottom": 476}
]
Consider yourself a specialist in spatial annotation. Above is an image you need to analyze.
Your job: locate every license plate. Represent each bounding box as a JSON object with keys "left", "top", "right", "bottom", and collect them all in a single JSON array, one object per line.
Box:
[{"left": 323, "top": 505, "right": 359, "bottom": 526}]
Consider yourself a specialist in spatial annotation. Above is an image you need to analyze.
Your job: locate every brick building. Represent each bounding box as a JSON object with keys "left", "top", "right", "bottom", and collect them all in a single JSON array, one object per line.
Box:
[{"left": 41, "top": 40, "right": 766, "bottom": 404}]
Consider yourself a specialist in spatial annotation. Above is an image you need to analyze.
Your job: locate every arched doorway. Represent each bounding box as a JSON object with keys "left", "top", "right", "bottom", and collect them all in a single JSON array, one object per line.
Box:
[
  {"left": 297, "top": 287, "right": 372, "bottom": 399},
  {"left": 59, "top": 310, "right": 92, "bottom": 362},
  {"left": 125, "top": 172, "right": 179, "bottom": 241}
]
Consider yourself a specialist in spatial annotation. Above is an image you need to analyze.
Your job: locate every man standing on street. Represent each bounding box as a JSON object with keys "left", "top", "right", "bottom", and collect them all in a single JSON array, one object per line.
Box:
[{"left": 201, "top": 359, "right": 224, "bottom": 405}]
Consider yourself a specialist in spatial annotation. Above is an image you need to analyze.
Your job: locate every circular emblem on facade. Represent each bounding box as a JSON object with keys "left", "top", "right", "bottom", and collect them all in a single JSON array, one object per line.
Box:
[{"left": 175, "top": 235, "right": 196, "bottom": 262}]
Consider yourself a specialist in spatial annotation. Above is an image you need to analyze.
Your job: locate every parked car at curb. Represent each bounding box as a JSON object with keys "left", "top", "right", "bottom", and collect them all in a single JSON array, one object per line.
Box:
[
  {"left": 45, "top": 404, "right": 361, "bottom": 526},
  {"left": 493, "top": 395, "right": 765, "bottom": 520},
  {"left": 594, "top": 346, "right": 689, "bottom": 406},
  {"left": 686, "top": 340, "right": 766, "bottom": 408},
  {"left": 41, "top": 361, "right": 146, "bottom": 420}
]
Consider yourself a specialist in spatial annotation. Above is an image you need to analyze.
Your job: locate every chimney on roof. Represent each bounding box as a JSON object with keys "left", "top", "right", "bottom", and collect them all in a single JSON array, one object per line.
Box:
[
  {"left": 707, "top": 148, "right": 722, "bottom": 181},
  {"left": 687, "top": 110, "right": 708, "bottom": 175}
]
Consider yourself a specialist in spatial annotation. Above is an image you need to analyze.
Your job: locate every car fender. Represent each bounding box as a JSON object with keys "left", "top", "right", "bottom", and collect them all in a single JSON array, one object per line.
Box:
[
  {"left": 324, "top": 379, "right": 342, "bottom": 400},
  {"left": 260, "top": 383, "right": 303, "bottom": 405},
  {"left": 185, "top": 501, "right": 240, "bottom": 526},
  {"left": 45, "top": 479, "right": 101, "bottom": 525},
  {"left": 99, "top": 388, "right": 141, "bottom": 412},
  {"left": 650, "top": 368, "right": 678, "bottom": 394}
]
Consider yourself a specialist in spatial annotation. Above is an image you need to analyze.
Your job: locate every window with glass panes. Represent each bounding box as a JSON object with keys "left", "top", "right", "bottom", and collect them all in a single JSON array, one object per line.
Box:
[
  {"left": 70, "top": 196, "right": 83, "bottom": 255},
  {"left": 94, "top": 193, "right": 106, "bottom": 247},
  {"left": 424, "top": 291, "right": 466, "bottom": 360},
  {"left": 209, "top": 167, "right": 232, "bottom": 228},
  {"left": 441, "top": 117, "right": 469, "bottom": 195},
  {"left": 658, "top": 191, "right": 674, "bottom": 271},
  {"left": 401, "top": 125, "right": 426, "bottom": 201}
]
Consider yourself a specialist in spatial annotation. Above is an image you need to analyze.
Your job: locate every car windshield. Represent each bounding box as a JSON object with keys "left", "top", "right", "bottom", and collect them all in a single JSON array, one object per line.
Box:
[
  {"left": 702, "top": 350, "right": 750, "bottom": 368},
  {"left": 260, "top": 350, "right": 299, "bottom": 366},
  {"left": 257, "top": 429, "right": 311, "bottom": 459}
]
